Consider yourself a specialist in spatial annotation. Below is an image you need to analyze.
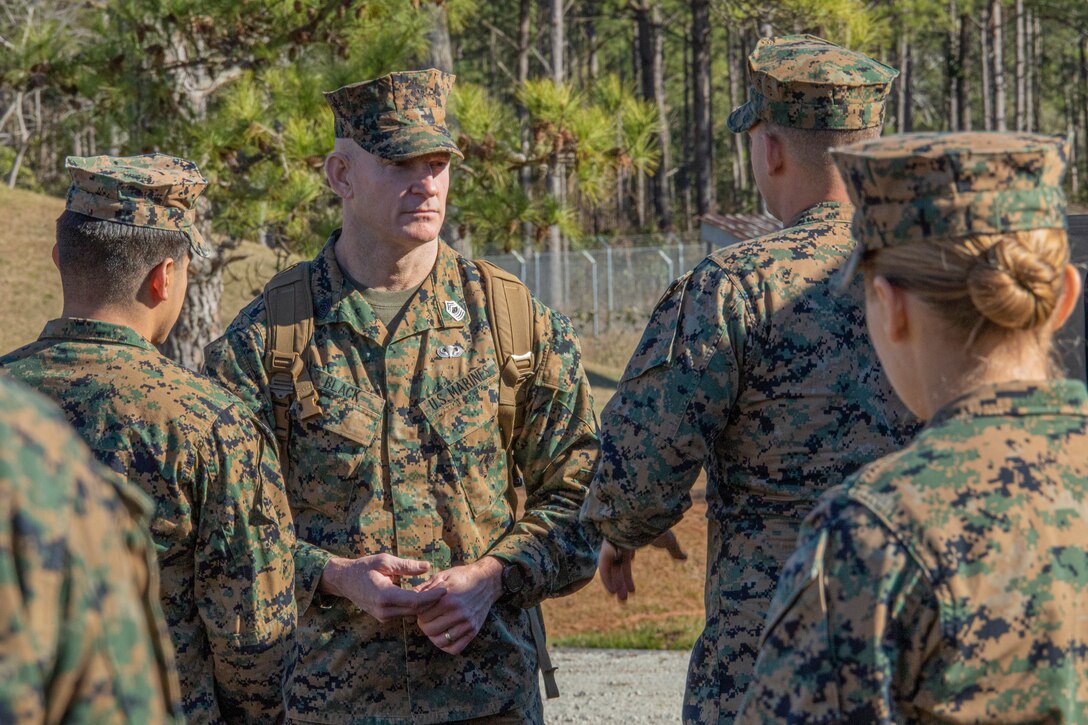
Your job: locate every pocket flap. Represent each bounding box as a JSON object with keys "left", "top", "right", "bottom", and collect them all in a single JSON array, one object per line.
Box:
[
  {"left": 420, "top": 361, "right": 498, "bottom": 447},
  {"left": 620, "top": 272, "right": 689, "bottom": 383},
  {"left": 311, "top": 369, "right": 385, "bottom": 447}
]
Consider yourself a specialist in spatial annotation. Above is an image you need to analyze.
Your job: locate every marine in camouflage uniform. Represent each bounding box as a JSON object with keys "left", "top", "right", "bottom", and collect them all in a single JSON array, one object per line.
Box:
[
  {"left": 580, "top": 36, "right": 917, "bottom": 724},
  {"left": 0, "top": 374, "right": 182, "bottom": 723},
  {"left": 0, "top": 154, "right": 297, "bottom": 723},
  {"left": 738, "top": 132, "right": 1088, "bottom": 723},
  {"left": 204, "top": 69, "right": 599, "bottom": 724}
]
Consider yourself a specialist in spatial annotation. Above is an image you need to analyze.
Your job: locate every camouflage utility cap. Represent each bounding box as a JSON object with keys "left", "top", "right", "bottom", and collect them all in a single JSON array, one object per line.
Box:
[
  {"left": 65, "top": 153, "right": 212, "bottom": 258},
  {"left": 832, "top": 131, "right": 1070, "bottom": 285},
  {"left": 325, "top": 68, "right": 464, "bottom": 161},
  {"left": 727, "top": 35, "right": 898, "bottom": 133}
]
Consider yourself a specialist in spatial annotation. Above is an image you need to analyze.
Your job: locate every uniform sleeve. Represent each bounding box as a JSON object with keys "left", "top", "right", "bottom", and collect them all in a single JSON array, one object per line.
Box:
[
  {"left": 204, "top": 313, "right": 330, "bottom": 617},
  {"left": 484, "top": 300, "right": 601, "bottom": 607},
  {"left": 193, "top": 407, "right": 297, "bottom": 722},
  {"left": 580, "top": 261, "right": 749, "bottom": 548},
  {"left": 736, "top": 493, "right": 940, "bottom": 724},
  {"left": 0, "top": 386, "right": 182, "bottom": 724}
]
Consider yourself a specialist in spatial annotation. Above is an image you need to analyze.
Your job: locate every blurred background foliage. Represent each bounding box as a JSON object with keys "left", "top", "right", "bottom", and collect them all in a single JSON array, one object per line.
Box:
[
  {"left": 2, "top": 0, "right": 1086, "bottom": 362},
  {"left": 4, "top": 0, "right": 1086, "bottom": 255}
]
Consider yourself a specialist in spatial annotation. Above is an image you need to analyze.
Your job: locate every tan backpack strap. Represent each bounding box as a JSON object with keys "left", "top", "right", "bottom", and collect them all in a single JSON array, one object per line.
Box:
[
  {"left": 262, "top": 262, "right": 322, "bottom": 455},
  {"left": 528, "top": 605, "right": 560, "bottom": 699},
  {"left": 475, "top": 259, "right": 535, "bottom": 449},
  {"left": 475, "top": 259, "right": 560, "bottom": 698}
]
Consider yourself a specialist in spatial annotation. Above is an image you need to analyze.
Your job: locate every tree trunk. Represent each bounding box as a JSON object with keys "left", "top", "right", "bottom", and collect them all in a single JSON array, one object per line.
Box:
[
  {"left": 991, "top": 0, "right": 1006, "bottom": 131},
  {"left": 156, "top": 41, "right": 230, "bottom": 369},
  {"left": 591, "top": 13, "right": 600, "bottom": 80},
  {"left": 692, "top": 0, "right": 714, "bottom": 216},
  {"left": 418, "top": 3, "right": 468, "bottom": 255},
  {"left": 6, "top": 91, "right": 27, "bottom": 188},
  {"left": 7, "top": 144, "right": 27, "bottom": 188},
  {"left": 158, "top": 241, "right": 226, "bottom": 371},
  {"left": 1080, "top": 33, "right": 1088, "bottom": 192},
  {"left": 980, "top": 5, "right": 993, "bottom": 130},
  {"left": 443, "top": 220, "right": 473, "bottom": 258},
  {"left": 518, "top": 0, "right": 533, "bottom": 254},
  {"left": 635, "top": 1, "right": 673, "bottom": 231},
  {"left": 678, "top": 26, "right": 691, "bottom": 226},
  {"left": 731, "top": 27, "right": 748, "bottom": 201},
  {"left": 637, "top": 166, "right": 646, "bottom": 228},
  {"left": 897, "top": 32, "right": 913, "bottom": 133},
  {"left": 958, "top": 12, "right": 972, "bottom": 130},
  {"left": 1014, "top": 0, "right": 1025, "bottom": 130},
  {"left": 1025, "top": 8, "right": 1036, "bottom": 131},
  {"left": 423, "top": 3, "right": 454, "bottom": 72},
  {"left": 1031, "top": 12, "right": 1042, "bottom": 131},
  {"left": 548, "top": 0, "right": 565, "bottom": 309},
  {"left": 1067, "top": 85, "right": 1080, "bottom": 196},
  {"left": 946, "top": 0, "right": 959, "bottom": 131}
]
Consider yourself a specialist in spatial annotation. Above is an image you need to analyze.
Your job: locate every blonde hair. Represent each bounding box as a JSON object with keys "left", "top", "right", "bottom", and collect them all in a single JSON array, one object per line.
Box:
[{"left": 863, "top": 228, "right": 1069, "bottom": 345}]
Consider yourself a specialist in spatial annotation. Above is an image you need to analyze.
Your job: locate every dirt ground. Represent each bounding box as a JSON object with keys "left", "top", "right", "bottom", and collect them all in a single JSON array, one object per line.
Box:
[{"left": 542, "top": 482, "right": 708, "bottom": 647}]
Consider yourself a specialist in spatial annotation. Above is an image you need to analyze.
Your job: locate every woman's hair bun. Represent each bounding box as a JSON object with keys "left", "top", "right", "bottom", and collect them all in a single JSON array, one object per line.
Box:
[{"left": 966, "top": 235, "right": 1062, "bottom": 330}]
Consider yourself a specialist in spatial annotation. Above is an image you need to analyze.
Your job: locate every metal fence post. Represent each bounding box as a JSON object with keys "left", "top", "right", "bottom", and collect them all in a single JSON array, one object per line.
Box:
[
  {"left": 604, "top": 243, "right": 613, "bottom": 311},
  {"left": 533, "top": 249, "right": 541, "bottom": 303},
  {"left": 511, "top": 250, "right": 526, "bottom": 285},
  {"left": 580, "top": 250, "right": 599, "bottom": 336},
  {"left": 656, "top": 248, "right": 675, "bottom": 290}
]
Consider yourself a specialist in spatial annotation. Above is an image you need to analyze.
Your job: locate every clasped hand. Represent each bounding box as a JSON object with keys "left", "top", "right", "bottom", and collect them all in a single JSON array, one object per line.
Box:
[
  {"left": 321, "top": 554, "right": 503, "bottom": 655},
  {"left": 414, "top": 556, "right": 503, "bottom": 655}
]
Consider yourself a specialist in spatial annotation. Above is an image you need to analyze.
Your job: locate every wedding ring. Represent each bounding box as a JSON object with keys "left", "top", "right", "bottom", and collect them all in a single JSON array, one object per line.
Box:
[{"left": 443, "top": 630, "right": 453, "bottom": 643}]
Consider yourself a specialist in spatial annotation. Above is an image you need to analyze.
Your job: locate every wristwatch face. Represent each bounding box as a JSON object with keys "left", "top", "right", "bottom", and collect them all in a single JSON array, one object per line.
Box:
[{"left": 502, "top": 563, "right": 525, "bottom": 594}]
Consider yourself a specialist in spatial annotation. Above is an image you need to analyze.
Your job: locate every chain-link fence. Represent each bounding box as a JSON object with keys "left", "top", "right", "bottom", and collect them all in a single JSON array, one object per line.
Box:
[{"left": 482, "top": 233, "right": 706, "bottom": 336}]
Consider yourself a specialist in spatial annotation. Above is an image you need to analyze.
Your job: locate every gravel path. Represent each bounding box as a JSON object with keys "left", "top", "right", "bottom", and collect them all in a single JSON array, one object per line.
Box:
[{"left": 541, "top": 647, "right": 689, "bottom": 723}]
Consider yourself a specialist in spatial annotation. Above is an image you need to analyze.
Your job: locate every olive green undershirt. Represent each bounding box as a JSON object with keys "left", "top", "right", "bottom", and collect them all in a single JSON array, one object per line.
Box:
[{"left": 343, "top": 268, "right": 421, "bottom": 330}]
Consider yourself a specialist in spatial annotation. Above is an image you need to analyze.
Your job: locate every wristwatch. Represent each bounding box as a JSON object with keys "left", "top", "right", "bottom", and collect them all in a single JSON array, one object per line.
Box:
[{"left": 500, "top": 561, "right": 526, "bottom": 598}]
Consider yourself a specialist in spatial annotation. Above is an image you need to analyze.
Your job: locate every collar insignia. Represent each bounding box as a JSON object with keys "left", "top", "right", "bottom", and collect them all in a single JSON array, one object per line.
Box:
[{"left": 443, "top": 300, "right": 466, "bottom": 321}]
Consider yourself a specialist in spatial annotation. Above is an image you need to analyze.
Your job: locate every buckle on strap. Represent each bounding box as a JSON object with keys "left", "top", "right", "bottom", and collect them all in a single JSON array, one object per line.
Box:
[
  {"left": 268, "top": 353, "right": 304, "bottom": 397},
  {"left": 268, "top": 372, "right": 294, "bottom": 400},
  {"left": 501, "top": 352, "right": 534, "bottom": 386},
  {"left": 294, "top": 380, "right": 322, "bottom": 420}
]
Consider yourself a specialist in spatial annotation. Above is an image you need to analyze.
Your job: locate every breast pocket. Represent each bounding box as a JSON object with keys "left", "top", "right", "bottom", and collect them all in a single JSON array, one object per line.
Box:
[
  {"left": 420, "top": 362, "right": 505, "bottom": 519},
  {"left": 288, "top": 369, "right": 384, "bottom": 518}
]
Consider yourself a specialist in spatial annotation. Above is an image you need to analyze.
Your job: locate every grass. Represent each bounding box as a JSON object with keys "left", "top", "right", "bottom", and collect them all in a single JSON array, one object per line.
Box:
[
  {"left": 553, "top": 615, "right": 703, "bottom": 651},
  {"left": 0, "top": 185, "right": 65, "bottom": 353},
  {"left": 583, "top": 360, "right": 622, "bottom": 416}
]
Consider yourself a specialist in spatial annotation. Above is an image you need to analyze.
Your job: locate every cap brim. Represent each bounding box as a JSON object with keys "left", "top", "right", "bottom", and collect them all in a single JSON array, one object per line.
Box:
[
  {"left": 727, "top": 101, "right": 759, "bottom": 133},
  {"left": 188, "top": 226, "right": 212, "bottom": 258},
  {"left": 834, "top": 242, "right": 866, "bottom": 294},
  {"left": 365, "top": 125, "right": 464, "bottom": 161}
]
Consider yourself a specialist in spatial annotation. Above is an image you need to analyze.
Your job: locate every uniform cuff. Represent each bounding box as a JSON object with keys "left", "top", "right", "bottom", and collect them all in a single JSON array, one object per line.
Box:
[
  {"left": 486, "top": 536, "right": 548, "bottom": 609},
  {"left": 294, "top": 540, "right": 334, "bottom": 616}
]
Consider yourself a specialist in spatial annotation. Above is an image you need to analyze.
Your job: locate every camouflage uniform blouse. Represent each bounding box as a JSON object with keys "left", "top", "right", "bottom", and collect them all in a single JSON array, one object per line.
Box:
[
  {"left": 581, "top": 202, "right": 917, "bottom": 724},
  {"left": 0, "top": 319, "right": 297, "bottom": 724},
  {"left": 203, "top": 236, "right": 599, "bottom": 724},
  {"left": 738, "top": 380, "right": 1088, "bottom": 723},
  {"left": 0, "top": 375, "right": 182, "bottom": 723}
]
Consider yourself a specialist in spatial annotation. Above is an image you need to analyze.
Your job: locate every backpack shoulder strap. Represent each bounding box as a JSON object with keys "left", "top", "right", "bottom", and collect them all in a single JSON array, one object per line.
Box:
[
  {"left": 474, "top": 258, "right": 560, "bottom": 699},
  {"left": 262, "top": 261, "right": 322, "bottom": 456},
  {"left": 475, "top": 259, "right": 536, "bottom": 449}
]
